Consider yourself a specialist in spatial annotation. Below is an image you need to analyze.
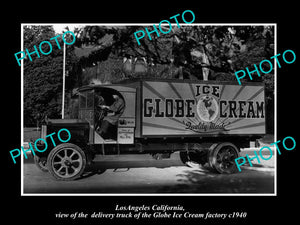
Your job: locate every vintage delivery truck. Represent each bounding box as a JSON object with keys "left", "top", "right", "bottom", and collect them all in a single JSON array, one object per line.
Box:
[{"left": 34, "top": 79, "right": 266, "bottom": 180}]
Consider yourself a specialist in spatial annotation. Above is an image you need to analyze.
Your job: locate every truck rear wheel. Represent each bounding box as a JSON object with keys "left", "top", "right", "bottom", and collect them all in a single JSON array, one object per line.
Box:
[
  {"left": 47, "top": 143, "right": 86, "bottom": 181},
  {"left": 208, "top": 142, "right": 239, "bottom": 174}
]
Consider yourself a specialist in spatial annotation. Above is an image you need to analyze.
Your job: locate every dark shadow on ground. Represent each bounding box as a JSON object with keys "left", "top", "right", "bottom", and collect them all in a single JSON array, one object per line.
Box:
[
  {"left": 156, "top": 165, "right": 275, "bottom": 194},
  {"left": 77, "top": 159, "right": 185, "bottom": 180}
]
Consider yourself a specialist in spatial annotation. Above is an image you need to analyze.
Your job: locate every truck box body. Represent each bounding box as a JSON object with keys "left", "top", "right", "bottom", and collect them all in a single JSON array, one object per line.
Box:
[{"left": 122, "top": 79, "right": 266, "bottom": 138}]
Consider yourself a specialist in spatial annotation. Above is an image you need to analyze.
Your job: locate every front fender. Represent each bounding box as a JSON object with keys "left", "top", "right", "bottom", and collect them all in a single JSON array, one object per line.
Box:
[{"left": 35, "top": 119, "right": 90, "bottom": 157}]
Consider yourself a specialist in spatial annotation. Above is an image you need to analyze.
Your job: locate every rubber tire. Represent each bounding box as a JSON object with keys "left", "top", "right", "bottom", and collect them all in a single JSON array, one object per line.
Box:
[
  {"left": 208, "top": 142, "right": 240, "bottom": 174},
  {"left": 47, "top": 143, "right": 86, "bottom": 181}
]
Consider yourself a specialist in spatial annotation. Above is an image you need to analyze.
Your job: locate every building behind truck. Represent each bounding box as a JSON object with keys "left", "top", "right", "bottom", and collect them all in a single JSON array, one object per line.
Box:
[{"left": 34, "top": 78, "right": 266, "bottom": 180}]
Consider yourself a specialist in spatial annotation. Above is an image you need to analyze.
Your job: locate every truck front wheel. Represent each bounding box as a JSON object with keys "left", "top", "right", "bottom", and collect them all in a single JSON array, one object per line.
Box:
[
  {"left": 208, "top": 142, "right": 240, "bottom": 174},
  {"left": 47, "top": 143, "right": 86, "bottom": 181}
]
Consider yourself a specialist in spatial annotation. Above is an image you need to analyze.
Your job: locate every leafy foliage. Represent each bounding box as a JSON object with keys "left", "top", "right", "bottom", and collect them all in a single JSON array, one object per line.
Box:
[
  {"left": 74, "top": 25, "right": 274, "bottom": 81},
  {"left": 23, "top": 26, "right": 78, "bottom": 126}
]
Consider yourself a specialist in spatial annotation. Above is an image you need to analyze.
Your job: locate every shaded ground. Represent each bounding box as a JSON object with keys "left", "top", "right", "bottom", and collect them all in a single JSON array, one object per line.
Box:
[
  {"left": 23, "top": 152, "right": 274, "bottom": 194},
  {"left": 157, "top": 166, "right": 274, "bottom": 193}
]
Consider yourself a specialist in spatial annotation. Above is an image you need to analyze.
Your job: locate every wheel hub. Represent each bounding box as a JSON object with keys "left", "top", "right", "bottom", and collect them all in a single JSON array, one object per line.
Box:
[{"left": 63, "top": 158, "right": 72, "bottom": 166}]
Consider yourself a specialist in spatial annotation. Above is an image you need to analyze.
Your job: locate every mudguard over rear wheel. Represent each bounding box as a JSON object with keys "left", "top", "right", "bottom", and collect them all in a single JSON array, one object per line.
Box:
[{"left": 47, "top": 143, "right": 86, "bottom": 181}]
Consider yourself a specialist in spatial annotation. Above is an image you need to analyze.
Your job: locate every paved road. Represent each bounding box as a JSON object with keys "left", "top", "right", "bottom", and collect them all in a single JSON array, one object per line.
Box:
[{"left": 23, "top": 150, "right": 275, "bottom": 194}]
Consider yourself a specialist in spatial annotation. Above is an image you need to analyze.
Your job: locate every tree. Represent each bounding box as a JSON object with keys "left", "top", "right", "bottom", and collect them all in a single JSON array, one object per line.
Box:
[
  {"left": 23, "top": 25, "right": 78, "bottom": 126},
  {"left": 74, "top": 25, "right": 274, "bottom": 81}
]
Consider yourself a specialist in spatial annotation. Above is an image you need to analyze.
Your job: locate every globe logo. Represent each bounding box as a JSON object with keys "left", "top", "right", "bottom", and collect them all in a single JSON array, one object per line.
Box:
[{"left": 196, "top": 95, "right": 219, "bottom": 122}]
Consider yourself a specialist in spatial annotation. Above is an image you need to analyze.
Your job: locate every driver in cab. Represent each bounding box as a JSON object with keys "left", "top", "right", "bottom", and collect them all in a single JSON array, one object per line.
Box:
[{"left": 97, "top": 94, "right": 125, "bottom": 139}]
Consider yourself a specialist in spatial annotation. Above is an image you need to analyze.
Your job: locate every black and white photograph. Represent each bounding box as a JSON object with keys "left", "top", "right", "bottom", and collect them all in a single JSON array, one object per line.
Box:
[
  {"left": 21, "top": 23, "right": 275, "bottom": 195},
  {"left": 4, "top": 5, "right": 299, "bottom": 225}
]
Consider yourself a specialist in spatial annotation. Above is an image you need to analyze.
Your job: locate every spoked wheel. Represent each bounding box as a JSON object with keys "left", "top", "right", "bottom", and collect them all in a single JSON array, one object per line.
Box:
[
  {"left": 208, "top": 142, "right": 240, "bottom": 174},
  {"left": 47, "top": 143, "right": 86, "bottom": 181}
]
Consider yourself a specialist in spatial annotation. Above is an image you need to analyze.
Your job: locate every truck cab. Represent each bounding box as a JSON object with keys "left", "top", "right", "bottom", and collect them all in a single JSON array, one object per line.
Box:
[{"left": 76, "top": 84, "right": 136, "bottom": 144}]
